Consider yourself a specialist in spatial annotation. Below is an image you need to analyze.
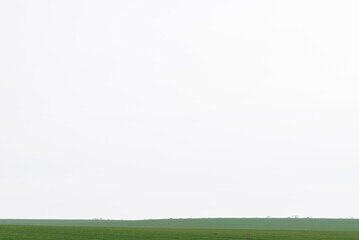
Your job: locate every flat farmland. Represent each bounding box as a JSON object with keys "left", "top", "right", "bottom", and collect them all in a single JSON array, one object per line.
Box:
[
  {"left": 1, "top": 225, "right": 359, "bottom": 240},
  {"left": 1, "top": 218, "right": 359, "bottom": 231}
]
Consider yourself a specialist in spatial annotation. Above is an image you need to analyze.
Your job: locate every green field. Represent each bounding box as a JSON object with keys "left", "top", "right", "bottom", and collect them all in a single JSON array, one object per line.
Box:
[
  {"left": 1, "top": 218, "right": 359, "bottom": 231},
  {"left": 1, "top": 218, "right": 359, "bottom": 240},
  {"left": 1, "top": 225, "right": 359, "bottom": 240}
]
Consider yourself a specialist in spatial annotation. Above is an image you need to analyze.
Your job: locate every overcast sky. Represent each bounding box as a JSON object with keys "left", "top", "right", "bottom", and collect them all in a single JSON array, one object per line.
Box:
[{"left": 1, "top": 0, "right": 359, "bottom": 220}]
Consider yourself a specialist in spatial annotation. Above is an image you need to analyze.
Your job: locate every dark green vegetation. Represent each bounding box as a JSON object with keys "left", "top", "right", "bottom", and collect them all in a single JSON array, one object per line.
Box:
[
  {"left": 1, "top": 218, "right": 359, "bottom": 231},
  {"left": 1, "top": 219, "right": 358, "bottom": 240},
  {"left": 1, "top": 225, "right": 359, "bottom": 240}
]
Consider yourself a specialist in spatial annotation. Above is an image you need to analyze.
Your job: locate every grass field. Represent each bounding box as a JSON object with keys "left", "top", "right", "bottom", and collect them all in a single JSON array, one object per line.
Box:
[
  {"left": 1, "top": 218, "right": 359, "bottom": 231},
  {"left": 1, "top": 218, "right": 359, "bottom": 240},
  {"left": 1, "top": 225, "right": 359, "bottom": 240}
]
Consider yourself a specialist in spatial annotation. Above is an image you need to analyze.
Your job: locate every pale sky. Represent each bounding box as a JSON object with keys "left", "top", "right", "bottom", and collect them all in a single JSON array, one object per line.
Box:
[{"left": 1, "top": 0, "right": 359, "bottom": 220}]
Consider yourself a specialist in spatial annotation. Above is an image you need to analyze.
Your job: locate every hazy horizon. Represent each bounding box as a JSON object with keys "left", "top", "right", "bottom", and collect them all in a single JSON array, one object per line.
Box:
[
  {"left": 1, "top": 0, "right": 359, "bottom": 220},
  {"left": 1, "top": 217, "right": 358, "bottom": 220}
]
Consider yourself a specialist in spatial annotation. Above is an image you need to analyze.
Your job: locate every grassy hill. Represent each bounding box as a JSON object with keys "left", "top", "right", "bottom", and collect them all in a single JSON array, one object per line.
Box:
[{"left": 1, "top": 218, "right": 359, "bottom": 231}]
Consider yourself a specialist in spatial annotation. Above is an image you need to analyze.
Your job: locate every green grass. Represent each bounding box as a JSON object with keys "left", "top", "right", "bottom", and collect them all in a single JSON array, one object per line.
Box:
[
  {"left": 1, "top": 218, "right": 359, "bottom": 231},
  {"left": 1, "top": 218, "right": 358, "bottom": 240},
  {"left": 1, "top": 225, "right": 359, "bottom": 240}
]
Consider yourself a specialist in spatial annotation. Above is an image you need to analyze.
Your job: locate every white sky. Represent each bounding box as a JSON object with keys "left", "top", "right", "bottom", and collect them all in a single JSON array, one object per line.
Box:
[{"left": 1, "top": 0, "right": 359, "bottom": 220}]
